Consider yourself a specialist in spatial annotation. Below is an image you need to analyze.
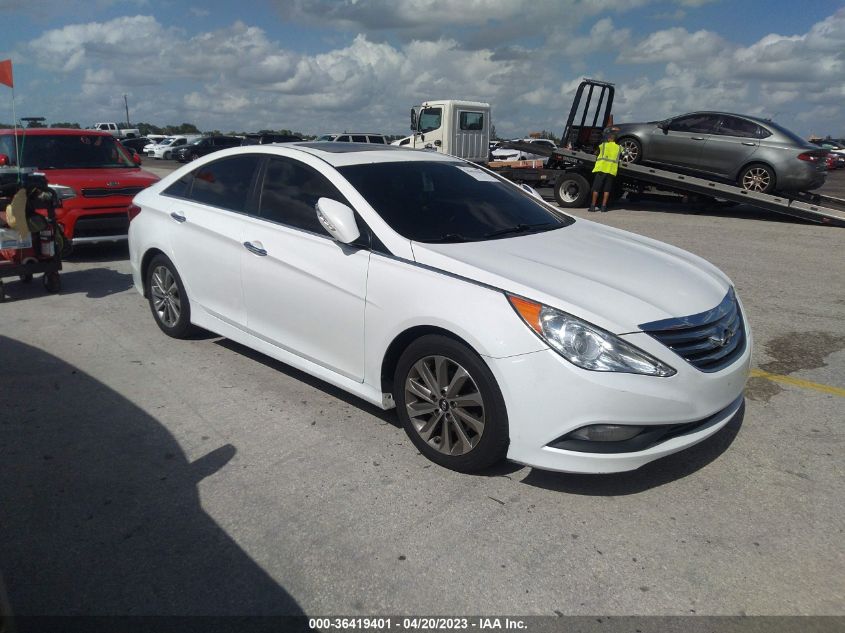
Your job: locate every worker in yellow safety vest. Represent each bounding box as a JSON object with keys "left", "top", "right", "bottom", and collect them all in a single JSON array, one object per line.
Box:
[{"left": 589, "top": 130, "right": 621, "bottom": 213}]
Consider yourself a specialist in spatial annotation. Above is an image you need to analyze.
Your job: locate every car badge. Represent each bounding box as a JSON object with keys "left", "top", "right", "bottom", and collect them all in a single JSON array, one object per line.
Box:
[
  {"left": 107, "top": 181, "right": 120, "bottom": 187},
  {"left": 710, "top": 327, "right": 734, "bottom": 348}
]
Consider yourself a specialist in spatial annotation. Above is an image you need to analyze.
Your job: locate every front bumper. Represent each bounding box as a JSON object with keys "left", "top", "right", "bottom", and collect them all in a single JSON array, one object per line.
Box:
[{"left": 488, "top": 326, "right": 751, "bottom": 473}]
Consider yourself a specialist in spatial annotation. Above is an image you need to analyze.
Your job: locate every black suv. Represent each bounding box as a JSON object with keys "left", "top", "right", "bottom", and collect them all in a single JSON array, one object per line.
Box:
[
  {"left": 241, "top": 132, "right": 303, "bottom": 145},
  {"left": 173, "top": 136, "right": 242, "bottom": 162}
]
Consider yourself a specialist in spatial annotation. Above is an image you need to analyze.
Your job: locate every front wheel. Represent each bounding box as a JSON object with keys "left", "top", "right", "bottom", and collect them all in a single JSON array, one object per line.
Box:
[
  {"left": 146, "top": 254, "right": 195, "bottom": 338},
  {"left": 553, "top": 173, "right": 590, "bottom": 208},
  {"left": 394, "top": 335, "right": 509, "bottom": 473},
  {"left": 738, "top": 164, "right": 776, "bottom": 194},
  {"left": 618, "top": 137, "right": 642, "bottom": 164}
]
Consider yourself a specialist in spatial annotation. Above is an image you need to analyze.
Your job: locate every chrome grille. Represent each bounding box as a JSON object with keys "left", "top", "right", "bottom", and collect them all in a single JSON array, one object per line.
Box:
[
  {"left": 640, "top": 289, "right": 746, "bottom": 373},
  {"left": 81, "top": 187, "right": 145, "bottom": 198}
]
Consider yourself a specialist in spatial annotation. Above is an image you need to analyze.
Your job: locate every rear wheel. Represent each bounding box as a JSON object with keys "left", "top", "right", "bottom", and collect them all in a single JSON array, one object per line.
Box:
[
  {"left": 394, "top": 335, "right": 509, "bottom": 472},
  {"left": 618, "top": 137, "right": 642, "bottom": 164},
  {"left": 553, "top": 173, "right": 590, "bottom": 208},
  {"left": 146, "top": 254, "right": 195, "bottom": 338},
  {"left": 738, "top": 164, "right": 776, "bottom": 194}
]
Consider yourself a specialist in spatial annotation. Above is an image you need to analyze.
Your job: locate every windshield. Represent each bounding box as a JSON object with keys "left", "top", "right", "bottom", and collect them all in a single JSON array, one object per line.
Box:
[
  {"left": 418, "top": 108, "right": 442, "bottom": 133},
  {"left": 1, "top": 133, "right": 136, "bottom": 169},
  {"left": 338, "top": 161, "right": 571, "bottom": 243}
]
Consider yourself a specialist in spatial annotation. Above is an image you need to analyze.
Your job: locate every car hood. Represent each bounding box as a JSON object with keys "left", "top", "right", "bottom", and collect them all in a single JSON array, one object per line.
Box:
[
  {"left": 37, "top": 167, "right": 159, "bottom": 189},
  {"left": 411, "top": 220, "right": 731, "bottom": 334}
]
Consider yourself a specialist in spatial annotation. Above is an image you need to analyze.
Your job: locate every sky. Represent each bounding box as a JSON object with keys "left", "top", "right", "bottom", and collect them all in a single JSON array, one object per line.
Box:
[{"left": 0, "top": 0, "right": 843, "bottom": 139}]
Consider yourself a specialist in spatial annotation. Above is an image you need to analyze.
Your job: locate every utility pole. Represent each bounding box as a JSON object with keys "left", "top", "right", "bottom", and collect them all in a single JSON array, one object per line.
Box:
[{"left": 124, "top": 94, "right": 130, "bottom": 127}]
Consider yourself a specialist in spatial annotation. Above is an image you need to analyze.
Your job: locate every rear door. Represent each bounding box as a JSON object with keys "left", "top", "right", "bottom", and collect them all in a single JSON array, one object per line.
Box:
[
  {"left": 647, "top": 113, "right": 720, "bottom": 169},
  {"left": 697, "top": 115, "right": 761, "bottom": 178},
  {"left": 164, "top": 154, "right": 262, "bottom": 329},
  {"left": 240, "top": 155, "right": 370, "bottom": 380}
]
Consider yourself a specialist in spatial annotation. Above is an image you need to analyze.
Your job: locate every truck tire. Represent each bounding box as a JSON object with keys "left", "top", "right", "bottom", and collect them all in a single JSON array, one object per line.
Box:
[{"left": 554, "top": 173, "right": 590, "bottom": 208}]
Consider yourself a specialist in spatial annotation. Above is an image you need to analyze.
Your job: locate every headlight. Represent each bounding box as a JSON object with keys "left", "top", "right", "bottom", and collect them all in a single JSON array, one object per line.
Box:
[
  {"left": 507, "top": 294, "right": 676, "bottom": 376},
  {"left": 48, "top": 185, "right": 77, "bottom": 204}
]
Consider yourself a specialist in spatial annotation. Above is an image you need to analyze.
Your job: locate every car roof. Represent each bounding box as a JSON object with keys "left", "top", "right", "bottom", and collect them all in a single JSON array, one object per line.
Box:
[
  {"left": 0, "top": 128, "right": 112, "bottom": 137},
  {"left": 321, "top": 133, "right": 386, "bottom": 137},
  {"left": 271, "top": 142, "right": 460, "bottom": 167}
]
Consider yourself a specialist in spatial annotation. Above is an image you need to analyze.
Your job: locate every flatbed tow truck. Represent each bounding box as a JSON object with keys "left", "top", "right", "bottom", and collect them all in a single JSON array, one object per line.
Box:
[{"left": 489, "top": 80, "right": 845, "bottom": 227}]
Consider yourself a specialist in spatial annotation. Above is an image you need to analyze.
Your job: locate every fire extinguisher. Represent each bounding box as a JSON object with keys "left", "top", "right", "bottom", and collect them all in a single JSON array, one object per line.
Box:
[{"left": 40, "top": 225, "right": 55, "bottom": 258}]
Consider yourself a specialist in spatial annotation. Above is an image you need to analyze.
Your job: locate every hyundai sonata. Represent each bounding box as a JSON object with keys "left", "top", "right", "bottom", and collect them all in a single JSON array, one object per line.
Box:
[{"left": 128, "top": 143, "right": 750, "bottom": 474}]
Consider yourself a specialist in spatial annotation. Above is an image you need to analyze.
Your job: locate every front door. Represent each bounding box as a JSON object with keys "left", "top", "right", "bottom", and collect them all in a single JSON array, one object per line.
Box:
[
  {"left": 648, "top": 113, "right": 720, "bottom": 170},
  {"left": 241, "top": 156, "right": 370, "bottom": 381}
]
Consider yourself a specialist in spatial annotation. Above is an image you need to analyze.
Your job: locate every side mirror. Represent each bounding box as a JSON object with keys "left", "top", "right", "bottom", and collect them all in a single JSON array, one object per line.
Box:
[
  {"left": 519, "top": 183, "right": 543, "bottom": 200},
  {"left": 315, "top": 197, "right": 360, "bottom": 244},
  {"left": 658, "top": 120, "right": 670, "bottom": 133},
  {"left": 0, "top": 154, "right": 8, "bottom": 166},
  {"left": 410, "top": 108, "right": 417, "bottom": 131}
]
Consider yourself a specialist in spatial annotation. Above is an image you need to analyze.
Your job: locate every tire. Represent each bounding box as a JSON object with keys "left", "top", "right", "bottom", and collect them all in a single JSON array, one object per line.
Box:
[
  {"left": 738, "top": 163, "right": 776, "bottom": 194},
  {"left": 618, "top": 137, "right": 642, "bottom": 164},
  {"left": 394, "top": 334, "right": 509, "bottom": 472},
  {"left": 42, "top": 272, "right": 61, "bottom": 293},
  {"left": 163, "top": 151, "right": 171, "bottom": 160},
  {"left": 146, "top": 254, "right": 195, "bottom": 338},
  {"left": 190, "top": 153, "right": 199, "bottom": 161},
  {"left": 553, "top": 172, "right": 590, "bottom": 208}
]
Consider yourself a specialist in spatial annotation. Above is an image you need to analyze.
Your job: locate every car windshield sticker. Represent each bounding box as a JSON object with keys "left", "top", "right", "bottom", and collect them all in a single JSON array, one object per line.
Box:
[{"left": 455, "top": 165, "right": 499, "bottom": 182}]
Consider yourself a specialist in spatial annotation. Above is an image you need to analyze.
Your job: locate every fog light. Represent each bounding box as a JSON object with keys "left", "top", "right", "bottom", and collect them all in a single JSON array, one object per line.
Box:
[{"left": 569, "top": 425, "right": 644, "bottom": 442}]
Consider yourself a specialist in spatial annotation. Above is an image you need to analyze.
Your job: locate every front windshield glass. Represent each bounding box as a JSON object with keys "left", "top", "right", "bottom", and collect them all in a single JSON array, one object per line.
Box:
[
  {"left": 338, "top": 161, "right": 572, "bottom": 243},
  {"left": 2, "top": 134, "right": 135, "bottom": 169},
  {"left": 418, "top": 108, "right": 442, "bottom": 133}
]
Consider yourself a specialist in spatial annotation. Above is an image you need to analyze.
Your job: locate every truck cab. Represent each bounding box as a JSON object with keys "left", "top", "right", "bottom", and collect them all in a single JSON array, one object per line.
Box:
[{"left": 395, "top": 100, "right": 490, "bottom": 163}]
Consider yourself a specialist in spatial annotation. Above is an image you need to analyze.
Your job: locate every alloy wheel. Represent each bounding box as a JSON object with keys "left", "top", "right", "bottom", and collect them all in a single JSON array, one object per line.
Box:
[
  {"left": 404, "top": 355, "right": 485, "bottom": 456},
  {"left": 619, "top": 139, "right": 639, "bottom": 164},
  {"left": 150, "top": 265, "right": 182, "bottom": 327},
  {"left": 741, "top": 167, "right": 771, "bottom": 192}
]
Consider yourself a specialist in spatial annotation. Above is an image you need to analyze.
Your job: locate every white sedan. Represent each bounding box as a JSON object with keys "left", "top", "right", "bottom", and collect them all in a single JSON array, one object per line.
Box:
[
  {"left": 491, "top": 138, "right": 557, "bottom": 161},
  {"left": 128, "top": 143, "right": 750, "bottom": 474}
]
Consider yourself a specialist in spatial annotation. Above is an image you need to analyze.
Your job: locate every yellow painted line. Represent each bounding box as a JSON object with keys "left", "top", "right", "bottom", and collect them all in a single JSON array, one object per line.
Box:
[{"left": 749, "top": 368, "right": 845, "bottom": 397}]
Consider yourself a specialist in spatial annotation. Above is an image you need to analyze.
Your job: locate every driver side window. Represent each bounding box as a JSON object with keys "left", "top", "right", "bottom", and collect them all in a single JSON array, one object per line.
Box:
[{"left": 670, "top": 115, "right": 718, "bottom": 134}]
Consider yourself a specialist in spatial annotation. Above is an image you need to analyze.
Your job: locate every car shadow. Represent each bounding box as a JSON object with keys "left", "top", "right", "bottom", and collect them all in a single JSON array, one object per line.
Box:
[
  {"left": 618, "top": 195, "right": 815, "bottom": 225},
  {"left": 0, "top": 336, "right": 307, "bottom": 628},
  {"left": 518, "top": 401, "right": 745, "bottom": 495},
  {"left": 0, "top": 267, "right": 133, "bottom": 300},
  {"left": 213, "top": 338, "right": 400, "bottom": 428}
]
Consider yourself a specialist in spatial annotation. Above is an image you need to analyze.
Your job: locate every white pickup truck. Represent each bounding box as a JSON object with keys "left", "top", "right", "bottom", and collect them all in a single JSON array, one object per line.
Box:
[{"left": 91, "top": 122, "right": 141, "bottom": 139}]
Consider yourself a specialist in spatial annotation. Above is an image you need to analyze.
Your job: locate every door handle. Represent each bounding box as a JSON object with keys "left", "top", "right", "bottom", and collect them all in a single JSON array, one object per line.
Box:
[
  {"left": 742, "top": 142, "right": 756, "bottom": 146},
  {"left": 691, "top": 136, "right": 705, "bottom": 141},
  {"left": 243, "top": 241, "right": 267, "bottom": 256},
  {"left": 170, "top": 212, "right": 186, "bottom": 223}
]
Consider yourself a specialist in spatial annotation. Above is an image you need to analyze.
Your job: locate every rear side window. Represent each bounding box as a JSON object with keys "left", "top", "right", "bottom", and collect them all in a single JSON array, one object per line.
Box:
[
  {"left": 163, "top": 171, "right": 194, "bottom": 198},
  {"left": 459, "top": 112, "right": 484, "bottom": 131},
  {"left": 717, "top": 116, "right": 762, "bottom": 139},
  {"left": 367, "top": 136, "right": 386, "bottom": 144},
  {"left": 351, "top": 135, "right": 368, "bottom": 143},
  {"left": 188, "top": 154, "right": 261, "bottom": 213},
  {"left": 259, "top": 157, "right": 350, "bottom": 235}
]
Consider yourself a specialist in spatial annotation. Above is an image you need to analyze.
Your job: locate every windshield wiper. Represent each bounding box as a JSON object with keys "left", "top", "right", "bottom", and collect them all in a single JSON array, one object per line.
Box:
[
  {"left": 483, "top": 222, "right": 555, "bottom": 239},
  {"left": 424, "top": 233, "right": 478, "bottom": 243}
]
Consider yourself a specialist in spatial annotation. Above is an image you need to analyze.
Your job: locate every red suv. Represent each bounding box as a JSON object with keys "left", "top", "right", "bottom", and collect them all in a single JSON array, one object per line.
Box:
[{"left": 0, "top": 128, "right": 159, "bottom": 245}]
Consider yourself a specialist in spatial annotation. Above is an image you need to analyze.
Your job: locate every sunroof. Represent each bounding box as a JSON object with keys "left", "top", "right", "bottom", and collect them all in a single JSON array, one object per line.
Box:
[{"left": 296, "top": 142, "right": 405, "bottom": 153}]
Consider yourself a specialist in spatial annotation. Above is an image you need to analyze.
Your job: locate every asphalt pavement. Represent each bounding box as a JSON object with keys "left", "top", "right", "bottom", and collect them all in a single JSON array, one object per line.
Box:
[{"left": 0, "top": 165, "right": 843, "bottom": 619}]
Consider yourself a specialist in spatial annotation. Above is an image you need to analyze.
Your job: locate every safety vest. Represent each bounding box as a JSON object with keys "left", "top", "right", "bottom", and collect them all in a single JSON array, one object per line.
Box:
[{"left": 592, "top": 141, "right": 621, "bottom": 176}]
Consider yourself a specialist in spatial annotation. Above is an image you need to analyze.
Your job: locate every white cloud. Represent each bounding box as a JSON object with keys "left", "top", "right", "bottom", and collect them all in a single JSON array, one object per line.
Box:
[{"left": 12, "top": 6, "right": 845, "bottom": 138}]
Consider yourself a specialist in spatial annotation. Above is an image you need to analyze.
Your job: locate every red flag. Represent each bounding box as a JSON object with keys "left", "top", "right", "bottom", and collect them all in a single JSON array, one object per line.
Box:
[{"left": 0, "top": 59, "right": 13, "bottom": 88}]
